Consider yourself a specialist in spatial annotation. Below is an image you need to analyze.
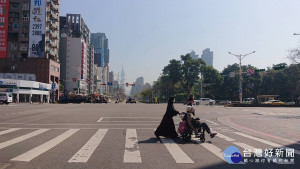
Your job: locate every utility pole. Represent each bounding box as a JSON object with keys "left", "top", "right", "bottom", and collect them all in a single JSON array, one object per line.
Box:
[{"left": 228, "top": 51, "right": 255, "bottom": 103}]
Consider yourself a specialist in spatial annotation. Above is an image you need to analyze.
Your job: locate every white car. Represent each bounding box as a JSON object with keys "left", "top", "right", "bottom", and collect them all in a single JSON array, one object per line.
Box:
[{"left": 194, "top": 98, "right": 215, "bottom": 106}]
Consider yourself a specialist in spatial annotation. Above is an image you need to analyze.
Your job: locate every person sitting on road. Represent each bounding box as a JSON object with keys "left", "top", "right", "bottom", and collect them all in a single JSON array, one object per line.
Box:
[{"left": 186, "top": 106, "right": 217, "bottom": 138}]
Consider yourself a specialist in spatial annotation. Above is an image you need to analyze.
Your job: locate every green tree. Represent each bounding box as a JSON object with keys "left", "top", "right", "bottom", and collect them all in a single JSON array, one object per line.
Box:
[
  {"left": 201, "top": 65, "right": 223, "bottom": 99},
  {"left": 287, "top": 48, "right": 300, "bottom": 64},
  {"left": 162, "top": 59, "right": 182, "bottom": 96},
  {"left": 181, "top": 54, "right": 205, "bottom": 99},
  {"left": 59, "top": 84, "right": 64, "bottom": 92}
]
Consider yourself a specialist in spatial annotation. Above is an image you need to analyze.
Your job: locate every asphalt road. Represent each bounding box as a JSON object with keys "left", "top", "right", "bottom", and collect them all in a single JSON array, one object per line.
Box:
[{"left": 0, "top": 102, "right": 299, "bottom": 169}]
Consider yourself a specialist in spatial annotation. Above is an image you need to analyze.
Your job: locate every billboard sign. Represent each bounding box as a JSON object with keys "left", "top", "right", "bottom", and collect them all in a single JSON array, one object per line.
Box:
[
  {"left": 28, "top": 0, "right": 46, "bottom": 57},
  {"left": 0, "top": 0, "right": 9, "bottom": 58}
]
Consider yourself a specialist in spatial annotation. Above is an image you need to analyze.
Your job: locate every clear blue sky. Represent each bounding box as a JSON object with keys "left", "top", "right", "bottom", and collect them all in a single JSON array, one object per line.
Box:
[{"left": 60, "top": 0, "right": 300, "bottom": 85}]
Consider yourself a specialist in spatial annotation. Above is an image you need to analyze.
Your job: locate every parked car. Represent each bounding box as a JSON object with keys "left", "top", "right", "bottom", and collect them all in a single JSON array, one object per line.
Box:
[
  {"left": 126, "top": 98, "right": 136, "bottom": 104},
  {"left": 261, "top": 100, "right": 284, "bottom": 105},
  {"left": 0, "top": 92, "right": 13, "bottom": 105},
  {"left": 194, "top": 98, "right": 215, "bottom": 106},
  {"left": 220, "top": 100, "right": 232, "bottom": 105}
]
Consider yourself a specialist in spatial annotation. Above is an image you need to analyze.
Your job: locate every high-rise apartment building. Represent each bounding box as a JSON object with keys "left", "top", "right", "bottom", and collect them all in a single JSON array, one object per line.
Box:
[
  {"left": 59, "top": 14, "right": 91, "bottom": 94},
  {"left": 90, "top": 32, "right": 110, "bottom": 94},
  {"left": 189, "top": 50, "right": 199, "bottom": 60},
  {"left": 0, "top": 0, "right": 60, "bottom": 84},
  {"left": 201, "top": 48, "right": 213, "bottom": 67},
  {"left": 130, "top": 76, "right": 144, "bottom": 96},
  {"left": 0, "top": 0, "right": 60, "bottom": 101}
]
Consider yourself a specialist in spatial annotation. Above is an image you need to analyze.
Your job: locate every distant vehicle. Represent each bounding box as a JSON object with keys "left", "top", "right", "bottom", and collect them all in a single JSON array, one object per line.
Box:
[
  {"left": 0, "top": 92, "right": 13, "bottom": 105},
  {"left": 220, "top": 100, "right": 231, "bottom": 105},
  {"left": 126, "top": 98, "right": 136, "bottom": 104},
  {"left": 194, "top": 98, "right": 215, "bottom": 106},
  {"left": 243, "top": 98, "right": 255, "bottom": 104},
  {"left": 261, "top": 100, "right": 284, "bottom": 105}
]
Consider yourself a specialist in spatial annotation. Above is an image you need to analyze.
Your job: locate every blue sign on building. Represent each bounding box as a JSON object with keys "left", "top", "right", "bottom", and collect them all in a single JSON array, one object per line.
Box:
[{"left": 51, "top": 83, "right": 56, "bottom": 90}]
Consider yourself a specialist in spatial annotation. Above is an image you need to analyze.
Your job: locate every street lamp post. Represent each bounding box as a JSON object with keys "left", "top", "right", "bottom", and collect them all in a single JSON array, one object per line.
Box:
[
  {"left": 293, "top": 33, "right": 300, "bottom": 35},
  {"left": 228, "top": 51, "right": 255, "bottom": 103}
]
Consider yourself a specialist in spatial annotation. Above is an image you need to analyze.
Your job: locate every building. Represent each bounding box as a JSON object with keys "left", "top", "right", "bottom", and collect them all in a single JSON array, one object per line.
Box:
[
  {"left": 0, "top": 0, "right": 60, "bottom": 84},
  {"left": 90, "top": 33, "right": 110, "bottom": 94},
  {"left": 93, "top": 66, "right": 103, "bottom": 94},
  {"left": 130, "top": 76, "right": 144, "bottom": 96},
  {"left": 201, "top": 48, "right": 213, "bottom": 67},
  {"left": 0, "top": 78, "right": 53, "bottom": 103},
  {"left": 88, "top": 45, "right": 94, "bottom": 94},
  {"left": 0, "top": 0, "right": 60, "bottom": 101},
  {"left": 189, "top": 50, "right": 199, "bottom": 60},
  {"left": 59, "top": 14, "right": 91, "bottom": 94}
]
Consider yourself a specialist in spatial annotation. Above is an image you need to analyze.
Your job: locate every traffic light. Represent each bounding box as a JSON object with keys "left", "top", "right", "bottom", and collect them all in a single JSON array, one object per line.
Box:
[
  {"left": 132, "top": 83, "right": 135, "bottom": 86},
  {"left": 125, "top": 83, "right": 129, "bottom": 87}
]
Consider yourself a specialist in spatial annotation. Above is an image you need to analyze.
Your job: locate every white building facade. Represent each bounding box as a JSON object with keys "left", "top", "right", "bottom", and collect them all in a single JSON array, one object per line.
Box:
[{"left": 0, "top": 78, "right": 53, "bottom": 103}]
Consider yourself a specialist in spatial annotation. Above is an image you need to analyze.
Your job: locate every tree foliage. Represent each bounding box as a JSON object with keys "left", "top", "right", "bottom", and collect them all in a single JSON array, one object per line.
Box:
[
  {"left": 287, "top": 48, "right": 300, "bottom": 64},
  {"left": 140, "top": 52, "right": 300, "bottom": 103}
]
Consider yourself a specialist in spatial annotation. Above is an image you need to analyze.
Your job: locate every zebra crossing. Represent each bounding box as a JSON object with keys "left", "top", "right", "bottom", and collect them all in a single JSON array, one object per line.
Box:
[{"left": 0, "top": 127, "right": 298, "bottom": 164}]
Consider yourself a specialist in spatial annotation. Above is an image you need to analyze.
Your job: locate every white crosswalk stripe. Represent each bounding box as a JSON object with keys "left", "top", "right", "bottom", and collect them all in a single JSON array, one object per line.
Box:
[
  {"left": 160, "top": 138, "right": 194, "bottom": 163},
  {"left": 191, "top": 137, "right": 225, "bottom": 162},
  {"left": 0, "top": 129, "right": 49, "bottom": 150},
  {"left": 11, "top": 129, "right": 79, "bottom": 162},
  {"left": 124, "top": 129, "right": 142, "bottom": 163},
  {"left": 234, "top": 132, "right": 300, "bottom": 155},
  {"left": 68, "top": 129, "right": 108, "bottom": 163},
  {"left": 0, "top": 128, "right": 21, "bottom": 136},
  {"left": 0, "top": 128, "right": 298, "bottom": 164}
]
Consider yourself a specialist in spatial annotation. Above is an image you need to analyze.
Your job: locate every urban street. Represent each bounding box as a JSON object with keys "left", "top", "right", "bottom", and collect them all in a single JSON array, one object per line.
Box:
[{"left": 0, "top": 103, "right": 299, "bottom": 169}]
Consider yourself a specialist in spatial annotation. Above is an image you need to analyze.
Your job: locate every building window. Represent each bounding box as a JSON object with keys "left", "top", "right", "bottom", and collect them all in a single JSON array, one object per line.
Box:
[
  {"left": 21, "top": 33, "right": 28, "bottom": 38},
  {"left": 21, "top": 53, "right": 27, "bottom": 61},
  {"left": 22, "top": 24, "right": 29, "bottom": 31},
  {"left": 11, "top": 3, "right": 20, "bottom": 8},
  {"left": 22, "top": 13, "right": 29, "bottom": 21},
  {"left": 22, "top": 3, "right": 30, "bottom": 10},
  {"left": 12, "top": 23, "right": 19, "bottom": 29},
  {"left": 10, "top": 43, "right": 18, "bottom": 51},
  {"left": 9, "top": 12, "right": 19, "bottom": 21},
  {"left": 11, "top": 54, "right": 17, "bottom": 61},
  {"left": 20, "top": 43, "right": 28, "bottom": 52}
]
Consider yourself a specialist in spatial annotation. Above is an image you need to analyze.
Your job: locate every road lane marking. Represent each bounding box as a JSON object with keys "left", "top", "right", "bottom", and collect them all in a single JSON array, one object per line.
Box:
[
  {"left": 68, "top": 129, "right": 108, "bottom": 163},
  {"left": 0, "top": 123, "right": 158, "bottom": 126},
  {"left": 11, "top": 129, "right": 79, "bottom": 162},
  {"left": 0, "top": 129, "right": 49, "bottom": 150},
  {"left": 97, "top": 118, "right": 103, "bottom": 123},
  {"left": 191, "top": 138, "right": 224, "bottom": 162},
  {"left": 205, "top": 120, "right": 219, "bottom": 125},
  {"left": 234, "top": 132, "right": 300, "bottom": 155},
  {"left": 216, "top": 133, "right": 236, "bottom": 142},
  {"left": 160, "top": 138, "right": 194, "bottom": 163},
  {"left": 124, "top": 129, "right": 142, "bottom": 163},
  {"left": 103, "top": 117, "right": 161, "bottom": 119},
  {"left": 0, "top": 128, "right": 21, "bottom": 136},
  {"left": 100, "top": 121, "right": 161, "bottom": 123}
]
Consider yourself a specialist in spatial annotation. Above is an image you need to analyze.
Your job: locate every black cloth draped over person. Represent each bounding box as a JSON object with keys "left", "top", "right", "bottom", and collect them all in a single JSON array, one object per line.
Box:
[{"left": 155, "top": 97, "right": 179, "bottom": 139}]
